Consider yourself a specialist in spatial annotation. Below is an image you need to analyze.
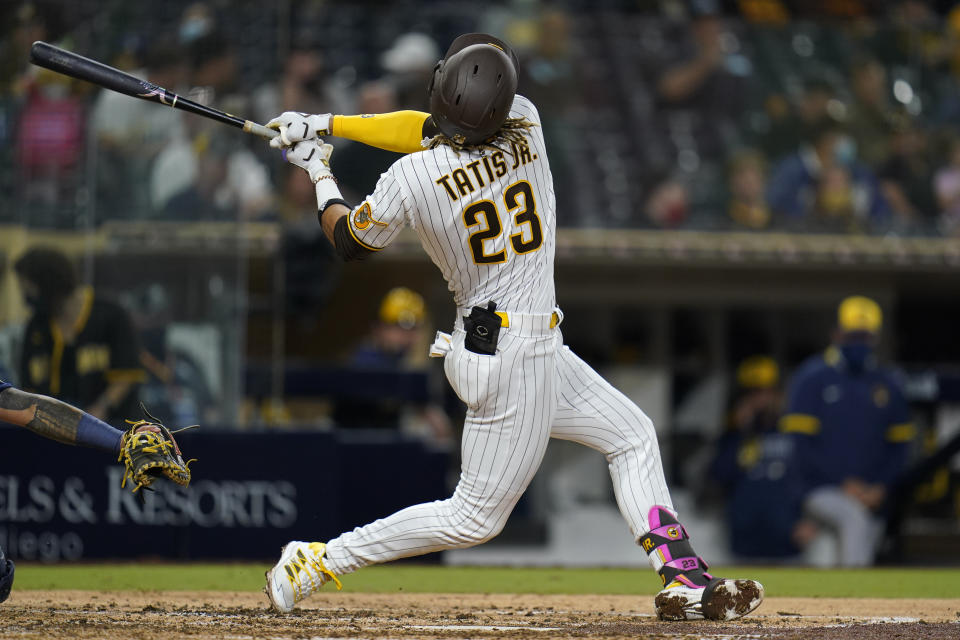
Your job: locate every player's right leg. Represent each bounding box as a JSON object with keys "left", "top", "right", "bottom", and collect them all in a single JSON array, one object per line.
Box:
[
  {"left": 265, "top": 328, "right": 560, "bottom": 612},
  {"left": 551, "top": 346, "right": 763, "bottom": 621},
  {"left": 0, "top": 544, "right": 14, "bottom": 604}
]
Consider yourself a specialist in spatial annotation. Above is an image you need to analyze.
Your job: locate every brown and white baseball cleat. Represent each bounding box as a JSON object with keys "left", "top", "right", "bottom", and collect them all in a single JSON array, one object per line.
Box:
[{"left": 655, "top": 576, "right": 764, "bottom": 621}]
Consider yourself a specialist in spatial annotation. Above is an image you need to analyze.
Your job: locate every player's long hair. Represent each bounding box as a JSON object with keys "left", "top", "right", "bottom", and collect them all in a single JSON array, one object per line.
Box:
[{"left": 427, "top": 116, "right": 537, "bottom": 155}]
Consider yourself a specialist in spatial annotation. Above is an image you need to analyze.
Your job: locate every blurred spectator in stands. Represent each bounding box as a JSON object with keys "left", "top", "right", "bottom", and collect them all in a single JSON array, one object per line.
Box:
[
  {"left": 333, "top": 287, "right": 452, "bottom": 445},
  {"left": 710, "top": 356, "right": 817, "bottom": 559},
  {"left": 779, "top": 296, "right": 915, "bottom": 566},
  {"left": 150, "top": 11, "right": 273, "bottom": 214},
  {"left": 738, "top": 0, "right": 790, "bottom": 24},
  {"left": 934, "top": 137, "right": 960, "bottom": 235},
  {"left": 878, "top": 116, "right": 937, "bottom": 230},
  {"left": 275, "top": 163, "right": 317, "bottom": 227},
  {"left": 177, "top": 2, "right": 215, "bottom": 47},
  {"left": 767, "top": 118, "right": 889, "bottom": 230},
  {"left": 655, "top": 0, "right": 748, "bottom": 161},
  {"left": 947, "top": 4, "right": 960, "bottom": 79},
  {"left": 252, "top": 40, "right": 354, "bottom": 127},
  {"left": 519, "top": 7, "right": 577, "bottom": 223},
  {"left": 814, "top": 165, "right": 859, "bottom": 225},
  {"left": 762, "top": 77, "right": 840, "bottom": 163},
  {"left": 180, "top": 6, "right": 253, "bottom": 139},
  {"left": 188, "top": 30, "right": 243, "bottom": 114},
  {"left": 519, "top": 9, "right": 575, "bottom": 109},
  {"left": 864, "top": 1, "right": 949, "bottom": 72},
  {"left": 644, "top": 178, "right": 689, "bottom": 228},
  {"left": 121, "top": 282, "right": 216, "bottom": 427},
  {"left": 160, "top": 129, "right": 271, "bottom": 221},
  {"left": 15, "top": 64, "right": 86, "bottom": 211},
  {"left": 161, "top": 131, "right": 232, "bottom": 220},
  {"left": 90, "top": 39, "right": 189, "bottom": 218},
  {"left": 274, "top": 162, "right": 341, "bottom": 315},
  {"left": 0, "top": 2, "right": 60, "bottom": 95},
  {"left": 332, "top": 80, "right": 405, "bottom": 202},
  {"left": 14, "top": 246, "right": 144, "bottom": 426},
  {"left": 726, "top": 149, "right": 771, "bottom": 229},
  {"left": 846, "top": 56, "right": 896, "bottom": 168},
  {"left": 380, "top": 32, "right": 439, "bottom": 112}
]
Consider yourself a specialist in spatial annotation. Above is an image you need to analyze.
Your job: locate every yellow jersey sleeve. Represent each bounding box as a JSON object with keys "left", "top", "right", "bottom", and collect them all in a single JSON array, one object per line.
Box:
[{"left": 332, "top": 111, "right": 430, "bottom": 154}]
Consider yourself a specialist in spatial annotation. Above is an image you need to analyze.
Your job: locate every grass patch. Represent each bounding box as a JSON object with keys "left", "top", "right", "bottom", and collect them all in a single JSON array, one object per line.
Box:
[{"left": 12, "top": 564, "right": 960, "bottom": 598}]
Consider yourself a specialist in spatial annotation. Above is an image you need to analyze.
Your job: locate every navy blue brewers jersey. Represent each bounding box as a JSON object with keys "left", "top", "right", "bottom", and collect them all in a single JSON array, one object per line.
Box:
[{"left": 779, "top": 347, "right": 914, "bottom": 491}]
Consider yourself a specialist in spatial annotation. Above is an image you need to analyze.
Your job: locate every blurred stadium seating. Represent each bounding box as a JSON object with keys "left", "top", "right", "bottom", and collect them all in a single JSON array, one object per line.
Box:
[
  {"left": 2, "top": 1, "right": 960, "bottom": 565},
  {"left": 1, "top": 1, "right": 959, "bottom": 234}
]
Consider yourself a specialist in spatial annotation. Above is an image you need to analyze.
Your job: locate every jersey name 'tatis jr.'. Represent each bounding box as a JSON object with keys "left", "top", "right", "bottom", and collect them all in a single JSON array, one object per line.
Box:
[{"left": 434, "top": 139, "right": 536, "bottom": 201}]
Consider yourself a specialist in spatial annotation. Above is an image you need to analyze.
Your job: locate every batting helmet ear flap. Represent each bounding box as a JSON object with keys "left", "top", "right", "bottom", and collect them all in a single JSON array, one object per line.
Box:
[{"left": 427, "top": 60, "right": 443, "bottom": 96}]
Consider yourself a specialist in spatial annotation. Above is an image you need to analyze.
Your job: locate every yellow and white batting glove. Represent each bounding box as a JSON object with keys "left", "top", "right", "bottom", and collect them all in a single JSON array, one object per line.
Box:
[
  {"left": 283, "top": 139, "right": 334, "bottom": 183},
  {"left": 267, "top": 111, "right": 332, "bottom": 149},
  {"left": 283, "top": 139, "right": 344, "bottom": 209}
]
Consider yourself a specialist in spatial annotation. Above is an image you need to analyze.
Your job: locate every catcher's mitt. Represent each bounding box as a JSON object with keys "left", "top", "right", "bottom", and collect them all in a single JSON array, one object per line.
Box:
[{"left": 118, "top": 413, "right": 196, "bottom": 494}]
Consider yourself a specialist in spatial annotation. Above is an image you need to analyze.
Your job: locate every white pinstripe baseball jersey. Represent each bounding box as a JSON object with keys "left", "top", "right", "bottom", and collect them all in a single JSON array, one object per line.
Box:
[
  {"left": 344, "top": 95, "right": 556, "bottom": 315},
  {"left": 317, "top": 95, "right": 674, "bottom": 579}
]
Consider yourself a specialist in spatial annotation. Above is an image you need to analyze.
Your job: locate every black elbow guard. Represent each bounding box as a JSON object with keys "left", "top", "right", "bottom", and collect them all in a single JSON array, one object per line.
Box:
[{"left": 332, "top": 215, "right": 375, "bottom": 262}]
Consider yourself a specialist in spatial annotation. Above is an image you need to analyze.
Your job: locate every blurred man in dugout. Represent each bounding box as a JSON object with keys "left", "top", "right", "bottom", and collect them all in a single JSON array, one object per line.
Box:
[
  {"left": 779, "top": 296, "right": 915, "bottom": 566},
  {"left": 332, "top": 287, "right": 452, "bottom": 445},
  {"left": 710, "top": 356, "right": 818, "bottom": 560},
  {"left": 13, "top": 247, "right": 145, "bottom": 426}
]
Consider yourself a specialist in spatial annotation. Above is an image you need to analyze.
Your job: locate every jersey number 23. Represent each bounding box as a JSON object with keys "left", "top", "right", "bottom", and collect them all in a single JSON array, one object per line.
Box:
[{"left": 462, "top": 180, "right": 543, "bottom": 264}]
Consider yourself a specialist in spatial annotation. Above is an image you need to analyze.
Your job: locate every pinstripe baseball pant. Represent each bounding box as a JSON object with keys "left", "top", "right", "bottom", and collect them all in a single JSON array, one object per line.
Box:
[{"left": 322, "top": 314, "right": 673, "bottom": 576}]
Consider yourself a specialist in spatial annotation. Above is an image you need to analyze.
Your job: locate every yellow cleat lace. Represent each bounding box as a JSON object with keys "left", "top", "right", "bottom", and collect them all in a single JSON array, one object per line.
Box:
[{"left": 284, "top": 543, "right": 342, "bottom": 602}]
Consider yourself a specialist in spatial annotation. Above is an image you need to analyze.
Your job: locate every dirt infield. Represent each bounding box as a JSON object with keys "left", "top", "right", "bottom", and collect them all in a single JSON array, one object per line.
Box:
[{"left": 2, "top": 591, "right": 958, "bottom": 639}]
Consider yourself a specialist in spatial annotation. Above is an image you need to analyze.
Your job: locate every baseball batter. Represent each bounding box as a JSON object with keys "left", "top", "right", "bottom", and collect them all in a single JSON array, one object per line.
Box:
[{"left": 264, "top": 33, "right": 763, "bottom": 621}]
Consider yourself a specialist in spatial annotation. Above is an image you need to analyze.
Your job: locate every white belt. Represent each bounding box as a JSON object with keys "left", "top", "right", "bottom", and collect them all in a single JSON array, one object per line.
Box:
[{"left": 429, "top": 307, "right": 563, "bottom": 357}]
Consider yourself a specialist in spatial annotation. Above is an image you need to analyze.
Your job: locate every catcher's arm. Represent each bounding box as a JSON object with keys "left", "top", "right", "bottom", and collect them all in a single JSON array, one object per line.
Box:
[
  {"left": 0, "top": 386, "right": 194, "bottom": 494},
  {"left": 0, "top": 386, "right": 124, "bottom": 453}
]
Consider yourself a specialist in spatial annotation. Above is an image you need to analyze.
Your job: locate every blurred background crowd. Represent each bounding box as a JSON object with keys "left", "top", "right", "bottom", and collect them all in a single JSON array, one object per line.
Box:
[
  {"left": 2, "top": 0, "right": 960, "bottom": 568},
  {"left": 7, "top": 0, "right": 960, "bottom": 233}
]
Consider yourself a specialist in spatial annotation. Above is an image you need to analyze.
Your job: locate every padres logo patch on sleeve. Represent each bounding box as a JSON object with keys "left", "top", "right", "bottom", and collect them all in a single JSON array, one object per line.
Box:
[{"left": 352, "top": 202, "right": 387, "bottom": 230}]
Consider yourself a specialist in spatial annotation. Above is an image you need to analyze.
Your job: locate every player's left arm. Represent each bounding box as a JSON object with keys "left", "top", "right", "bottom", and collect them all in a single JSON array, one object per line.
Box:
[
  {"left": 267, "top": 94, "right": 534, "bottom": 155},
  {"left": 267, "top": 111, "right": 437, "bottom": 154},
  {"left": 284, "top": 140, "right": 410, "bottom": 262},
  {"left": 0, "top": 385, "right": 124, "bottom": 453}
]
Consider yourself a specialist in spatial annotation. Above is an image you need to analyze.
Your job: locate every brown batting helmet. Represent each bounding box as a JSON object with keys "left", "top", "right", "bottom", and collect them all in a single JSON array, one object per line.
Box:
[{"left": 428, "top": 33, "right": 519, "bottom": 145}]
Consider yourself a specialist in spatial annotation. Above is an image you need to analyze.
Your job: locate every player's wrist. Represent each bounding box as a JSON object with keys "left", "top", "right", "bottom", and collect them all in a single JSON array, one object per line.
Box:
[
  {"left": 315, "top": 178, "right": 344, "bottom": 214},
  {"left": 309, "top": 113, "right": 333, "bottom": 137}
]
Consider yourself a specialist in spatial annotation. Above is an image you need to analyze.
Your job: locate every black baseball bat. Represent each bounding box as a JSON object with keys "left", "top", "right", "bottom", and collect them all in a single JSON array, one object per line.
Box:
[{"left": 29, "top": 40, "right": 277, "bottom": 140}]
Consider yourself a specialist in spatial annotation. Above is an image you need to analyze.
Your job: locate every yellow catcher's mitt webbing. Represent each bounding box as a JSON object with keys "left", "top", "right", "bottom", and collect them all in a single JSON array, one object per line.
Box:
[{"left": 118, "top": 415, "right": 196, "bottom": 493}]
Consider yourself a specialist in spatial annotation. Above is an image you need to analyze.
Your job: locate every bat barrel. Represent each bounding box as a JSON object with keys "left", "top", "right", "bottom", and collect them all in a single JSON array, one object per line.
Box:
[
  {"left": 29, "top": 41, "right": 276, "bottom": 140},
  {"left": 30, "top": 41, "right": 149, "bottom": 99}
]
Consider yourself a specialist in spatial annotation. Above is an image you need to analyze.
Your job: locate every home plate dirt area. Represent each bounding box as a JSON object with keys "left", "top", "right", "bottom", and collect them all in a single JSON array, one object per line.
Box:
[{"left": 2, "top": 592, "right": 958, "bottom": 639}]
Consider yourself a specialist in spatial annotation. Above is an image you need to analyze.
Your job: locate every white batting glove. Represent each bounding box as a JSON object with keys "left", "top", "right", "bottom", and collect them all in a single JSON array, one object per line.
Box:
[
  {"left": 267, "top": 111, "right": 332, "bottom": 149},
  {"left": 283, "top": 139, "right": 335, "bottom": 183}
]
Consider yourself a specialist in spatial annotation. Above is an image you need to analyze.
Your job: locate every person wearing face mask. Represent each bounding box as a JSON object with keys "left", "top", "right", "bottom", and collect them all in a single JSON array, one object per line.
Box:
[
  {"left": 766, "top": 119, "right": 890, "bottom": 230},
  {"left": 331, "top": 287, "right": 452, "bottom": 445},
  {"left": 778, "top": 296, "right": 915, "bottom": 566},
  {"left": 709, "top": 356, "right": 818, "bottom": 560},
  {"left": 13, "top": 246, "right": 145, "bottom": 426}
]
